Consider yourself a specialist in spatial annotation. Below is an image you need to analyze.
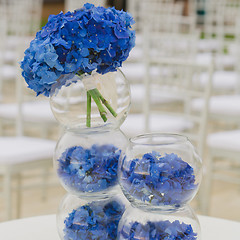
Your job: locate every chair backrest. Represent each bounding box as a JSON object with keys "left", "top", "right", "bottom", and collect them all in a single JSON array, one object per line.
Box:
[
  {"left": 138, "top": 0, "right": 199, "bottom": 68},
  {"left": 139, "top": 0, "right": 186, "bottom": 32},
  {"left": 0, "top": 0, "right": 43, "bottom": 136},
  {"left": 0, "top": 0, "right": 7, "bottom": 98},
  {"left": 143, "top": 58, "right": 213, "bottom": 157},
  {"left": 65, "top": 0, "right": 107, "bottom": 12},
  {"left": 6, "top": 0, "right": 43, "bottom": 37},
  {"left": 203, "top": 0, "right": 240, "bottom": 52},
  {"left": 143, "top": 31, "right": 199, "bottom": 62}
]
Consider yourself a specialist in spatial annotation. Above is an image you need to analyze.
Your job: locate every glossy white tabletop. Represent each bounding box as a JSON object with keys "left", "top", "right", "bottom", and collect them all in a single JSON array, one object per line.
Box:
[{"left": 0, "top": 214, "right": 239, "bottom": 239}]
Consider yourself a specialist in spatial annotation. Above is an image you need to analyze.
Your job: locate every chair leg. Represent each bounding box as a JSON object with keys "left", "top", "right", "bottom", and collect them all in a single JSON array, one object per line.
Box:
[
  {"left": 199, "top": 153, "right": 214, "bottom": 215},
  {"left": 16, "top": 173, "right": 22, "bottom": 219},
  {"left": 41, "top": 168, "right": 49, "bottom": 201},
  {"left": 3, "top": 171, "right": 12, "bottom": 220},
  {"left": 41, "top": 125, "right": 48, "bottom": 139}
]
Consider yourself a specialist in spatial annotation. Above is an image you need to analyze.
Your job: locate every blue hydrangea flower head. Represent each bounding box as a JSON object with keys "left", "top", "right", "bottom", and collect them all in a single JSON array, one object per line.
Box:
[
  {"left": 120, "top": 152, "right": 198, "bottom": 206},
  {"left": 20, "top": 4, "right": 135, "bottom": 97}
]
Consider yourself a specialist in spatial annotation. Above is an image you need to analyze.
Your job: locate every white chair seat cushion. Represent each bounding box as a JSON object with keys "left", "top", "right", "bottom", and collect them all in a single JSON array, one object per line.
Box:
[
  {"left": 192, "top": 95, "right": 240, "bottom": 116},
  {"left": 121, "top": 114, "right": 193, "bottom": 137},
  {"left": 0, "top": 51, "right": 16, "bottom": 63},
  {"left": 6, "top": 35, "right": 33, "bottom": 49},
  {"left": 121, "top": 63, "right": 159, "bottom": 83},
  {"left": 0, "top": 101, "right": 56, "bottom": 123},
  {"left": 207, "top": 130, "right": 240, "bottom": 152},
  {"left": 0, "top": 65, "right": 16, "bottom": 80},
  {"left": 131, "top": 84, "right": 182, "bottom": 107},
  {"left": 0, "top": 136, "right": 56, "bottom": 165},
  {"left": 193, "top": 71, "right": 238, "bottom": 90},
  {"left": 198, "top": 39, "right": 220, "bottom": 52},
  {"left": 196, "top": 53, "right": 236, "bottom": 69}
]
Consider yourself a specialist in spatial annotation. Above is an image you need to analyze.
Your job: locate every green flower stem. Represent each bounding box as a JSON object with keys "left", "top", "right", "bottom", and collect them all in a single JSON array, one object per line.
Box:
[
  {"left": 86, "top": 91, "right": 91, "bottom": 127},
  {"left": 88, "top": 89, "right": 107, "bottom": 122},
  {"left": 95, "top": 89, "right": 117, "bottom": 117}
]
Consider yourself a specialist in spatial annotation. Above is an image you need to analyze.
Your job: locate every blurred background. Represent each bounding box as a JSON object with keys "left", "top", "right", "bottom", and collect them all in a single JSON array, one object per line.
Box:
[{"left": 0, "top": 0, "right": 240, "bottom": 223}]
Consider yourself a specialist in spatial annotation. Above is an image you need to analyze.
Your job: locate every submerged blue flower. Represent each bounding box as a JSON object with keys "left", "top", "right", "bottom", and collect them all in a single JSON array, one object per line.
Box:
[
  {"left": 120, "top": 152, "right": 198, "bottom": 206},
  {"left": 119, "top": 220, "right": 197, "bottom": 240},
  {"left": 64, "top": 199, "right": 125, "bottom": 240},
  {"left": 58, "top": 144, "right": 121, "bottom": 193},
  {"left": 20, "top": 4, "right": 135, "bottom": 97}
]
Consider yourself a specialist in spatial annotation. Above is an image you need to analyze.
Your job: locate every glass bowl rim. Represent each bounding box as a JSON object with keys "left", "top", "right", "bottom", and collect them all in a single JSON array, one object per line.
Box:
[{"left": 130, "top": 133, "right": 189, "bottom": 146}]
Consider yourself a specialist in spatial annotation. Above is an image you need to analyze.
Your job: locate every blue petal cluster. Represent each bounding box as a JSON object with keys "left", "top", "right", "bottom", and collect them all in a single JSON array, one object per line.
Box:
[
  {"left": 119, "top": 220, "right": 197, "bottom": 240},
  {"left": 20, "top": 3, "right": 135, "bottom": 97},
  {"left": 121, "top": 152, "right": 197, "bottom": 206},
  {"left": 58, "top": 144, "right": 120, "bottom": 193},
  {"left": 64, "top": 199, "right": 125, "bottom": 240}
]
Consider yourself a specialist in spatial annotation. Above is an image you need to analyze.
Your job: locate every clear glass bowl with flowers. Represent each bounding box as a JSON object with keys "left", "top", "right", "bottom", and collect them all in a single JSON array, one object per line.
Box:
[
  {"left": 118, "top": 133, "right": 202, "bottom": 209},
  {"left": 20, "top": 3, "right": 135, "bottom": 129}
]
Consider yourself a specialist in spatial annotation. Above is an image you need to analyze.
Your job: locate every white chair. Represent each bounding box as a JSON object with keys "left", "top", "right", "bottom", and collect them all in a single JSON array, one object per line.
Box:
[
  {"left": 0, "top": 0, "right": 43, "bottom": 99},
  {"left": 197, "top": 0, "right": 240, "bottom": 71},
  {"left": 65, "top": 0, "right": 107, "bottom": 12},
  {"left": 0, "top": 100, "right": 57, "bottom": 138},
  {"left": 201, "top": 128, "right": 240, "bottom": 214},
  {"left": 192, "top": 11, "right": 240, "bottom": 125},
  {"left": 122, "top": 58, "right": 213, "bottom": 158},
  {"left": 0, "top": 0, "right": 16, "bottom": 98},
  {"left": 127, "top": 0, "right": 194, "bottom": 63},
  {"left": 123, "top": 31, "right": 200, "bottom": 112},
  {"left": 0, "top": 136, "right": 56, "bottom": 220},
  {"left": 192, "top": 94, "right": 240, "bottom": 123},
  {"left": 0, "top": 65, "right": 56, "bottom": 220},
  {"left": 0, "top": 0, "right": 58, "bottom": 137}
]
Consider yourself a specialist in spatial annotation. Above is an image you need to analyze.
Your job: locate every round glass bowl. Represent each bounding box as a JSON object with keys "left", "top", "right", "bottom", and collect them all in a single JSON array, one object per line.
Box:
[
  {"left": 54, "top": 129, "right": 128, "bottom": 196},
  {"left": 50, "top": 69, "right": 130, "bottom": 130},
  {"left": 57, "top": 187, "right": 129, "bottom": 240},
  {"left": 118, "top": 204, "right": 201, "bottom": 240},
  {"left": 118, "top": 133, "right": 202, "bottom": 209}
]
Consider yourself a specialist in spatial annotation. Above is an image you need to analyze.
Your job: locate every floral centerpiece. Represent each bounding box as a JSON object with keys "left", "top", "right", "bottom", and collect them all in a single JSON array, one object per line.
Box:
[{"left": 20, "top": 3, "right": 135, "bottom": 127}]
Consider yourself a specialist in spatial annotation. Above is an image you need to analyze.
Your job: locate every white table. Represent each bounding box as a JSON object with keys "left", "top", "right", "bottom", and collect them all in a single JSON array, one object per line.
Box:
[{"left": 0, "top": 214, "right": 239, "bottom": 239}]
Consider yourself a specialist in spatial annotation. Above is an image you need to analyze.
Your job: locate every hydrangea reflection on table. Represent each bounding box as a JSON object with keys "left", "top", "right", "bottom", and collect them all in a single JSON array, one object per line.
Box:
[
  {"left": 118, "top": 134, "right": 202, "bottom": 239},
  {"left": 20, "top": 3, "right": 135, "bottom": 240}
]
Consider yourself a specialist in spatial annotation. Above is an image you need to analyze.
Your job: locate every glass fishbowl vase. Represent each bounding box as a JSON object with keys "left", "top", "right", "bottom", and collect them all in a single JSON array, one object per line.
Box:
[
  {"left": 50, "top": 69, "right": 130, "bottom": 130},
  {"left": 118, "top": 133, "right": 202, "bottom": 209},
  {"left": 54, "top": 128, "right": 128, "bottom": 196},
  {"left": 58, "top": 186, "right": 130, "bottom": 240}
]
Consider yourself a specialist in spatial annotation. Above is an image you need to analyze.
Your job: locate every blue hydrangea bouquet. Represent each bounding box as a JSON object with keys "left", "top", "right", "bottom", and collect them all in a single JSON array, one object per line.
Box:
[{"left": 20, "top": 3, "right": 135, "bottom": 127}]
